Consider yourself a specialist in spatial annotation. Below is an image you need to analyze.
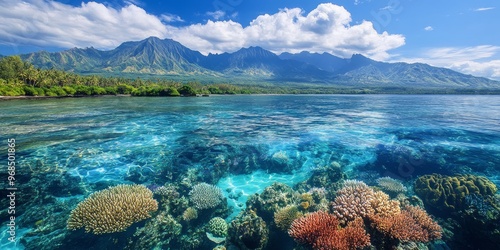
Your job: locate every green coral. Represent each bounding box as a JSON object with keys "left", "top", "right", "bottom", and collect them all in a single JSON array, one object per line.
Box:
[
  {"left": 229, "top": 210, "right": 269, "bottom": 250},
  {"left": 126, "top": 211, "right": 182, "bottom": 250},
  {"left": 414, "top": 174, "right": 497, "bottom": 212},
  {"left": 274, "top": 205, "right": 303, "bottom": 231},
  {"left": 207, "top": 217, "right": 228, "bottom": 237},
  {"left": 246, "top": 182, "right": 298, "bottom": 221}
]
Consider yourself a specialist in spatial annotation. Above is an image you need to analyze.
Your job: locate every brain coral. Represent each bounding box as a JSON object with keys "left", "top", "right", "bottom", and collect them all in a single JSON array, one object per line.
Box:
[
  {"left": 67, "top": 184, "right": 158, "bottom": 234},
  {"left": 208, "top": 217, "right": 228, "bottom": 237},
  {"left": 414, "top": 174, "right": 497, "bottom": 212}
]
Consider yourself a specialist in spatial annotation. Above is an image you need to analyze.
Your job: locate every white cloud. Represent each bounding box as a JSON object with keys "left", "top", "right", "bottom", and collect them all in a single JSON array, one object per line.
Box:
[
  {"left": 424, "top": 26, "right": 433, "bottom": 31},
  {"left": 451, "top": 60, "right": 500, "bottom": 80},
  {"left": 169, "top": 20, "right": 246, "bottom": 54},
  {"left": 394, "top": 46, "right": 500, "bottom": 80},
  {"left": 124, "top": 0, "right": 143, "bottom": 6},
  {"left": 354, "top": 0, "right": 371, "bottom": 5},
  {"left": 206, "top": 10, "right": 226, "bottom": 20},
  {"left": 0, "top": 1, "right": 404, "bottom": 60},
  {"left": 474, "top": 7, "right": 495, "bottom": 12},
  {"left": 161, "top": 13, "right": 184, "bottom": 23},
  {"left": 0, "top": 0, "right": 168, "bottom": 49},
  {"left": 174, "top": 3, "right": 405, "bottom": 59}
]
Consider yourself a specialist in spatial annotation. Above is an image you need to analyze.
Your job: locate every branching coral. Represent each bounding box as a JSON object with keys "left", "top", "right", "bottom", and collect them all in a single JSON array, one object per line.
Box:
[
  {"left": 331, "top": 181, "right": 375, "bottom": 223},
  {"left": 332, "top": 180, "right": 402, "bottom": 224},
  {"left": 289, "top": 211, "right": 338, "bottom": 245},
  {"left": 288, "top": 211, "right": 370, "bottom": 250},
  {"left": 189, "top": 183, "right": 223, "bottom": 209},
  {"left": 67, "top": 184, "right": 158, "bottom": 234},
  {"left": 371, "top": 205, "right": 442, "bottom": 243},
  {"left": 370, "top": 191, "right": 401, "bottom": 218},
  {"left": 314, "top": 218, "right": 371, "bottom": 250}
]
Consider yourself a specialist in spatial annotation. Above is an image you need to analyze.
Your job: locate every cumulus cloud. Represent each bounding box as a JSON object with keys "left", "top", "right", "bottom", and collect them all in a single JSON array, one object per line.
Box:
[
  {"left": 0, "top": 0, "right": 168, "bottom": 49},
  {"left": 0, "top": 1, "right": 404, "bottom": 60},
  {"left": 395, "top": 46, "right": 500, "bottom": 80},
  {"left": 424, "top": 26, "right": 433, "bottom": 31},
  {"left": 172, "top": 3, "right": 405, "bottom": 59}
]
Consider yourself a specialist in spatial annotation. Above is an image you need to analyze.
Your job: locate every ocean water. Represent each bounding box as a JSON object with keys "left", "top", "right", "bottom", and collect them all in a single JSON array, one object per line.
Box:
[{"left": 0, "top": 95, "right": 499, "bottom": 249}]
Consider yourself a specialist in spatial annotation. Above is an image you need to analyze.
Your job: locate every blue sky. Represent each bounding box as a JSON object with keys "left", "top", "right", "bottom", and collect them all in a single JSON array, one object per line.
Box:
[{"left": 0, "top": 0, "right": 498, "bottom": 79}]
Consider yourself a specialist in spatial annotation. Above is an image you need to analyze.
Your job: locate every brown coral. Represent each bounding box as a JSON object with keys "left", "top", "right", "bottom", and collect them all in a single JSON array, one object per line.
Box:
[{"left": 67, "top": 184, "right": 158, "bottom": 234}]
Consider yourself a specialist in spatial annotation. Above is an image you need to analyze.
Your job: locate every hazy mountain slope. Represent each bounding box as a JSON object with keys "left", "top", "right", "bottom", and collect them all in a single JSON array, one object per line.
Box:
[{"left": 18, "top": 37, "right": 500, "bottom": 88}]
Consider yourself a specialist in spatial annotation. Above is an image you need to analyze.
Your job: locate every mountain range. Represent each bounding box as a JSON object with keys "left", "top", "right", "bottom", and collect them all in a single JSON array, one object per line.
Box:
[{"left": 19, "top": 36, "right": 499, "bottom": 88}]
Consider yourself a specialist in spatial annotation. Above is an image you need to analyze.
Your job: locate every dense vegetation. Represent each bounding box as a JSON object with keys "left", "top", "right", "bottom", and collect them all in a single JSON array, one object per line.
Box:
[
  {"left": 0, "top": 56, "right": 257, "bottom": 97},
  {"left": 1, "top": 56, "right": 499, "bottom": 97}
]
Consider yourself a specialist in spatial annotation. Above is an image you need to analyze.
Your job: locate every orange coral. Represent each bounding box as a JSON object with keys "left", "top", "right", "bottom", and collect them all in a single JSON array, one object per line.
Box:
[
  {"left": 288, "top": 211, "right": 370, "bottom": 250},
  {"left": 371, "top": 205, "right": 442, "bottom": 242},
  {"left": 314, "top": 218, "right": 370, "bottom": 250},
  {"left": 289, "top": 211, "right": 337, "bottom": 245},
  {"left": 405, "top": 205, "right": 442, "bottom": 241}
]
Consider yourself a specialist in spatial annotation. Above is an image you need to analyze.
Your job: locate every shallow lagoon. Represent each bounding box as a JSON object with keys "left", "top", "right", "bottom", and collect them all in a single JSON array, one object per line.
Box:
[{"left": 1, "top": 95, "right": 499, "bottom": 249}]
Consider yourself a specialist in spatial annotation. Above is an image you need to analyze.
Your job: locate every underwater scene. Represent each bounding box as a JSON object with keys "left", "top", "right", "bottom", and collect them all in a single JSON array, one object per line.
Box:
[{"left": 1, "top": 94, "right": 499, "bottom": 250}]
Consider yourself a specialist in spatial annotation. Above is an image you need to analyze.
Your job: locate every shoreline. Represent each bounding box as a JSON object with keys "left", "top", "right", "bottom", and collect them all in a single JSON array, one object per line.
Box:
[
  {"left": 2, "top": 91, "right": 500, "bottom": 101},
  {"left": 0, "top": 94, "right": 132, "bottom": 100}
]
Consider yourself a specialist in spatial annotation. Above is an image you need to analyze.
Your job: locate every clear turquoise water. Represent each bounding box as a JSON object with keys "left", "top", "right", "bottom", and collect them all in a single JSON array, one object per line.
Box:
[{"left": 1, "top": 95, "right": 499, "bottom": 249}]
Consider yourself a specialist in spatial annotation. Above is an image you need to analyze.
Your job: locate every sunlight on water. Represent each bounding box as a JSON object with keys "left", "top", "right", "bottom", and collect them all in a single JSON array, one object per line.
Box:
[{"left": 1, "top": 95, "right": 499, "bottom": 249}]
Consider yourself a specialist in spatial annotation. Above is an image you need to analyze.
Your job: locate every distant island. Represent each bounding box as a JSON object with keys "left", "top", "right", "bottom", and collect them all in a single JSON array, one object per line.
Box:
[{"left": 1, "top": 36, "right": 500, "bottom": 97}]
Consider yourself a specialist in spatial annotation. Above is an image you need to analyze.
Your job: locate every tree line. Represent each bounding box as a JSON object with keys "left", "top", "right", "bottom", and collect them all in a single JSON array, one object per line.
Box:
[
  {"left": 0, "top": 56, "right": 258, "bottom": 97},
  {"left": 2, "top": 56, "right": 498, "bottom": 96}
]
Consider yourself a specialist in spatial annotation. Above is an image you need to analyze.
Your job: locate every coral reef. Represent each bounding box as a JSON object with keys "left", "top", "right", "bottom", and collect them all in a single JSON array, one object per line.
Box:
[
  {"left": 376, "top": 177, "right": 407, "bottom": 194},
  {"left": 331, "top": 180, "right": 376, "bottom": 223},
  {"left": 414, "top": 174, "right": 497, "bottom": 212},
  {"left": 371, "top": 205, "right": 442, "bottom": 243},
  {"left": 228, "top": 210, "right": 269, "bottom": 250},
  {"left": 67, "top": 184, "right": 158, "bottom": 234},
  {"left": 182, "top": 207, "right": 198, "bottom": 221},
  {"left": 288, "top": 211, "right": 370, "bottom": 250},
  {"left": 246, "top": 182, "right": 298, "bottom": 221},
  {"left": 274, "top": 205, "right": 303, "bottom": 231},
  {"left": 126, "top": 211, "right": 182, "bottom": 249},
  {"left": 207, "top": 217, "right": 228, "bottom": 242},
  {"left": 306, "top": 161, "right": 345, "bottom": 190},
  {"left": 189, "top": 182, "right": 224, "bottom": 209},
  {"left": 370, "top": 191, "right": 401, "bottom": 218}
]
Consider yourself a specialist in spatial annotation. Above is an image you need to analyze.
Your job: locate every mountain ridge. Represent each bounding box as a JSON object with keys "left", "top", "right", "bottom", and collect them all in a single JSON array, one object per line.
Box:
[{"left": 19, "top": 36, "right": 500, "bottom": 88}]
